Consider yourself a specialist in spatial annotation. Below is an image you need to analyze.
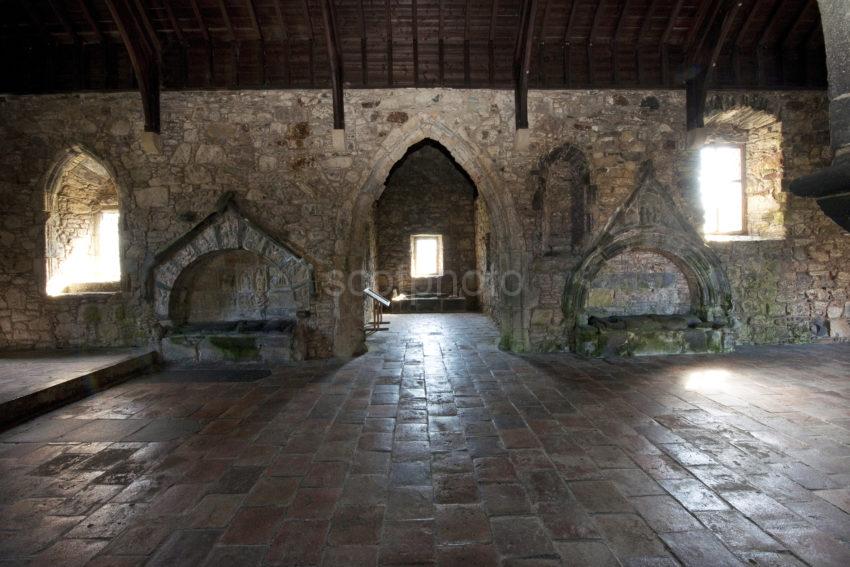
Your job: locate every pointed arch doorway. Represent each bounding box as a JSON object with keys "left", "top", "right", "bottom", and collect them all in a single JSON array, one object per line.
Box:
[{"left": 334, "top": 126, "right": 529, "bottom": 357}]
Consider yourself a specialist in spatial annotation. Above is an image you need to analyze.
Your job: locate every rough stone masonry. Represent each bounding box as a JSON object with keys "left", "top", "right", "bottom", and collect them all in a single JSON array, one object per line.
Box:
[{"left": 0, "top": 87, "right": 847, "bottom": 357}]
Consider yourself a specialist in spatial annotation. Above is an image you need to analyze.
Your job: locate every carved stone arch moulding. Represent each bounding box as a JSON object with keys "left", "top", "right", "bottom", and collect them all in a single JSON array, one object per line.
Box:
[
  {"left": 146, "top": 193, "right": 315, "bottom": 324},
  {"left": 563, "top": 162, "right": 734, "bottom": 356}
]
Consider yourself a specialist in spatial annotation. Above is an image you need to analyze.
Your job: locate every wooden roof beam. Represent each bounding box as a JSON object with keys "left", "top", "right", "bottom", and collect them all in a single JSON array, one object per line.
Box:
[
  {"left": 19, "top": 0, "right": 51, "bottom": 42},
  {"left": 758, "top": 0, "right": 785, "bottom": 48},
  {"left": 320, "top": 0, "right": 344, "bottom": 129},
  {"left": 588, "top": 0, "right": 606, "bottom": 86},
  {"left": 134, "top": 0, "right": 161, "bottom": 56},
  {"left": 78, "top": 0, "right": 104, "bottom": 43},
  {"left": 638, "top": 0, "right": 662, "bottom": 44},
  {"left": 613, "top": 0, "right": 632, "bottom": 46},
  {"left": 359, "top": 0, "right": 367, "bottom": 85},
  {"left": 190, "top": 0, "right": 210, "bottom": 43},
  {"left": 246, "top": 0, "right": 263, "bottom": 41},
  {"left": 514, "top": 0, "right": 537, "bottom": 130},
  {"left": 489, "top": 0, "right": 499, "bottom": 85},
  {"left": 683, "top": 0, "right": 715, "bottom": 53},
  {"left": 687, "top": 0, "right": 743, "bottom": 131},
  {"left": 781, "top": 0, "right": 814, "bottom": 48},
  {"left": 564, "top": 0, "right": 580, "bottom": 44},
  {"left": 162, "top": 0, "right": 186, "bottom": 45},
  {"left": 47, "top": 0, "right": 78, "bottom": 44},
  {"left": 661, "top": 0, "right": 685, "bottom": 46},
  {"left": 105, "top": 0, "right": 161, "bottom": 138},
  {"left": 733, "top": 0, "right": 759, "bottom": 48},
  {"left": 218, "top": 0, "right": 236, "bottom": 41}
]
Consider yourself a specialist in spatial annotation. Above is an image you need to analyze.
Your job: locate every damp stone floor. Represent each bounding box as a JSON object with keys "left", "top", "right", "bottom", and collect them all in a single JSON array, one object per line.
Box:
[{"left": 2, "top": 313, "right": 850, "bottom": 566}]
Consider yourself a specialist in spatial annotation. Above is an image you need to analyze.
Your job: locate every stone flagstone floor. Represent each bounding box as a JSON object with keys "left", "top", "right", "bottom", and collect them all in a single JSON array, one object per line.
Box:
[{"left": 2, "top": 313, "right": 850, "bottom": 566}]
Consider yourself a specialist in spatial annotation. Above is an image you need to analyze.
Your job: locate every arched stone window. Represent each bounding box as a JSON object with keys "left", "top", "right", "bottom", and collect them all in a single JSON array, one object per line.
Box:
[{"left": 44, "top": 148, "right": 121, "bottom": 296}]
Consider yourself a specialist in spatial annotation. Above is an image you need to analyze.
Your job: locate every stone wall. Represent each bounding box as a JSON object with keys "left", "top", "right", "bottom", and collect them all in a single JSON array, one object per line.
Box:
[
  {"left": 586, "top": 251, "right": 691, "bottom": 318},
  {"left": 375, "top": 143, "right": 477, "bottom": 298},
  {"left": 0, "top": 87, "right": 846, "bottom": 355}
]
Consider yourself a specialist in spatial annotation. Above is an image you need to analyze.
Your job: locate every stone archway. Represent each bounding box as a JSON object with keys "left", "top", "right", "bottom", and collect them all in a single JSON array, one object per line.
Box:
[{"left": 334, "top": 120, "right": 529, "bottom": 357}]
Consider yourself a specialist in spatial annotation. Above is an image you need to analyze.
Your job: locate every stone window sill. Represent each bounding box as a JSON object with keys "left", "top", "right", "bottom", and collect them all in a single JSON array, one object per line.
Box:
[
  {"left": 48, "top": 291, "right": 121, "bottom": 300},
  {"left": 704, "top": 234, "right": 784, "bottom": 243},
  {"left": 48, "top": 281, "right": 122, "bottom": 298}
]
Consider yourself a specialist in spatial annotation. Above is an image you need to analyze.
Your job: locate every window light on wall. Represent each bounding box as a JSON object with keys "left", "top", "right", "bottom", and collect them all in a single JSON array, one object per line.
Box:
[
  {"left": 410, "top": 234, "right": 443, "bottom": 278},
  {"left": 47, "top": 209, "right": 121, "bottom": 296},
  {"left": 699, "top": 145, "right": 745, "bottom": 235}
]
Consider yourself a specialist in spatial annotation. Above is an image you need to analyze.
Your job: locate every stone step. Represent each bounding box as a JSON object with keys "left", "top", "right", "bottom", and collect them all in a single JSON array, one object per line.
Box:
[{"left": 0, "top": 351, "right": 157, "bottom": 430}]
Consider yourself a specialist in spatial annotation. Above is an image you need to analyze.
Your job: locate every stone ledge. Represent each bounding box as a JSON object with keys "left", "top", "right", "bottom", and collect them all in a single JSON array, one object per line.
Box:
[{"left": 0, "top": 350, "right": 157, "bottom": 430}]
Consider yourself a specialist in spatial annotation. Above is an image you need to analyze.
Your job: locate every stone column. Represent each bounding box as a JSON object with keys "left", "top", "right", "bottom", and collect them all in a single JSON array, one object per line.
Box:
[{"left": 789, "top": 1, "right": 850, "bottom": 231}]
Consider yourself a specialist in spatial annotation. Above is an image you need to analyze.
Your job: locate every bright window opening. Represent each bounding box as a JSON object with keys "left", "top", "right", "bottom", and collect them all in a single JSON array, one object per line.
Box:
[
  {"left": 699, "top": 145, "right": 745, "bottom": 235},
  {"left": 411, "top": 234, "right": 443, "bottom": 278},
  {"left": 47, "top": 209, "right": 121, "bottom": 296}
]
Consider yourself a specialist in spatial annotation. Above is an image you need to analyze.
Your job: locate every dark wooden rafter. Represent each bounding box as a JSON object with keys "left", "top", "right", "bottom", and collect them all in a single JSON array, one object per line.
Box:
[
  {"left": 0, "top": 0, "right": 830, "bottom": 94},
  {"left": 412, "top": 0, "right": 419, "bottom": 86},
  {"left": 661, "top": 0, "right": 685, "bottom": 84},
  {"left": 464, "top": 0, "right": 472, "bottom": 86},
  {"left": 105, "top": 0, "right": 160, "bottom": 133},
  {"left": 162, "top": 0, "right": 186, "bottom": 45},
  {"left": 190, "top": 0, "right": 210, "bottom": 43},
  {"left": 20, "top": 0, "right": 50, "bottom": 42},
  {"left": 320, "top": 0, "right": 344, "bottom": 129},
  {"left": 161, "top": 0, "right": 187, "bottom": 85},
  {"left": 692, "top": 0, "right": 724, "bottom": 63},
  {"left": 218, "top": 0, "right": 236, "bottom": 41},
  {"left": 634, "top": 0, "right": 661, "bottom": 84},
  {"left": 386, "top": 0, "right": 393, "bottom": 86},
  {"left": 683, "top": 0, "right": 715, "bottom": 53},
  {"left": 488, "top": 0, "right": 498, "bottom": 86},
  {"left": 661, "top": 0, "right": 684, "bottom": 45},
  {"left": 134, "top": 0, "right": 161, "bottom": 56},
  {"left": 217, "top": 0, "right": 238, "bottom": 85},
  {"left": 358, "top": 0, "right": 367, "bottom": 85},
  {"left": 47, "top": 0, "right": 78, "bottom": 43},
  {"left": 782, "top": 0, "right": 815, "bottom": 48},
  {"left": 587, "top": 0, "right": 606, "bottom": 86},
  {"left": 47, "top": 0, "right": 83, "bottom": 87},
  {"left": 302, "top": 0, "right": 315, "bottom": 86},
  {"left": 189, "top": 0, "right": 213, "bottom": 84},
  {"left": 638, "top": 0, "right": 661, "bottom": 44},
  {"left": 537, "top": 0, "right": 552, "bottom": 87},
  {"left": 78, "top": 0, "right": 104, "bottom": 43},
  {"left": 612, "top": 0, "right": 632, "bottom": 83},
  {"left": 758, "top": 0, "right": 785, "bottom": 48},
  {"left": 246, "top": 0, "right": 266, "bottom": 85},
  {"left": 562, "top": 0, "right": 580, "bottom": 86},
  {"left": 734, "top": 0, "right": 761, "bottom": 48},
  {"left": 514, "top": 0, "right": 537, "bottom": 129},
  {"left": 757, "top": 0, "right": 784, "bottom": 84},
  {"left": 687, "top": 0, "right": 743, "bottom": 130},
  {"left": 273, "top": 0, "right": 292, "bottom": 86}
]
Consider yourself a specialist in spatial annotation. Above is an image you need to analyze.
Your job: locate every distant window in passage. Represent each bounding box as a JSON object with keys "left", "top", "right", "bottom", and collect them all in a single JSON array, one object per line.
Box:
[
  {"left": 411, "top": 234, "right": 443, "bottom": 278},
  {"left": 699, "top": 145, "right": 745, "bottom": 235}
]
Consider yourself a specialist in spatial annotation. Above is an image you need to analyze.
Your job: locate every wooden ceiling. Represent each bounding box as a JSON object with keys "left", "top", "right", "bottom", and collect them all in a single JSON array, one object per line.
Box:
[{"left": 0, "top": 0, "right": 827, "bottom": 95}]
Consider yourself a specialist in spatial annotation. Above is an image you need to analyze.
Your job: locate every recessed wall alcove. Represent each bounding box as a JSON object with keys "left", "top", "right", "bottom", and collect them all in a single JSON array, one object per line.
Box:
[
  {"left": 147, "top": 194, "right": 314, "bottom": 363},
  {"left": 564, "top": 162, "right": 734, "bottom": 357}
]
